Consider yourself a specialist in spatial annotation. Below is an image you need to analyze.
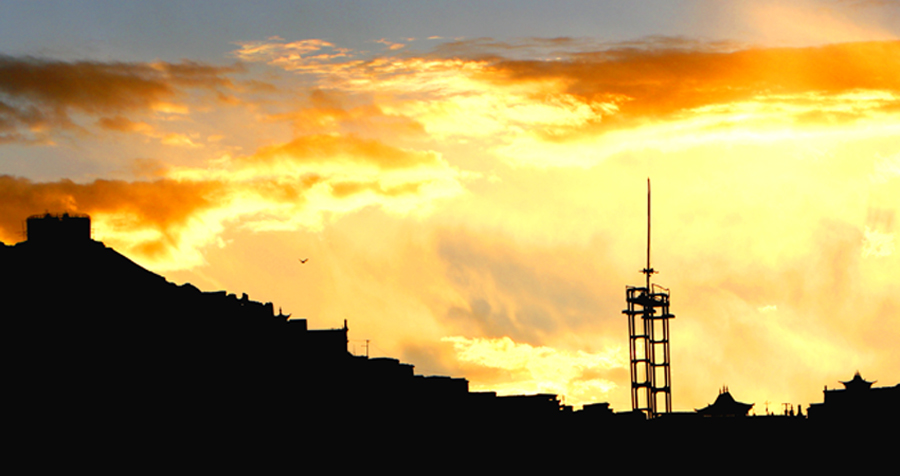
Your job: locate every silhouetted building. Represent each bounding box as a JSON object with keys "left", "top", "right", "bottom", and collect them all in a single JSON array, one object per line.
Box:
[
  {"left": 808, "top": 372, "right": 900, "bottom": 422},
  {"left": 840, "top": 371, "right": 874, "bottom": 391},
  {"left": 26, "top": 212, "right": 91, "bottom": 243},
  {"left": 696, "top": 387, "right": 754, "bottom": 417}
]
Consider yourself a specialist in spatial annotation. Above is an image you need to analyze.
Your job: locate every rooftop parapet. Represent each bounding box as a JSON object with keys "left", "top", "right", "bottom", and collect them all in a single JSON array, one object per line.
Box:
[{"left": 26, "top": 213, "right": 91, "bottom": 244}]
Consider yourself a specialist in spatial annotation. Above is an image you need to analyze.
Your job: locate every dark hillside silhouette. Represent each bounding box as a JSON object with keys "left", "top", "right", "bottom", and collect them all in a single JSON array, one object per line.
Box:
[{"left": 2, "top": 214, "right": 576, "bottom": 451}]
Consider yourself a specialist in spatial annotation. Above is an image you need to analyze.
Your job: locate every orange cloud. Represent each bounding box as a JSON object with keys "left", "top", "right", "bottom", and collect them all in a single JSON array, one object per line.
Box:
[
  {"left": 239, "top": 37, "right": 900, "bottom": 119},
  {"left": 0, "top": 127, "right": 466, "bottom": 270},
  {"left": 0, "top": 56, "right": 239, "bottom": 143},
  {"left": 96, "top": 116, "right": 154, "bottom": 134},
  {"left": 329, "top": 180, "right": 422, "bottom": 199},
  {"left": 375, "top": 39, "right": 407, "bottom": 51},
  {"left": 235, "top": 38, "right": 900, "bottom": 169},
  {"left": 0, "top": 175, "right": 223, "bottom": 258},
  {"left": 247, "top": 134, "right": 444, "bottom": 171},
  {"left": 232, "top": 38, "right": 356, "bottom": 75},
  {"left": 488, "top": 41, "right": 900, "bottom": 125},
  {"left": 269, "top": 89, "right": 426, "bottom": 138}
]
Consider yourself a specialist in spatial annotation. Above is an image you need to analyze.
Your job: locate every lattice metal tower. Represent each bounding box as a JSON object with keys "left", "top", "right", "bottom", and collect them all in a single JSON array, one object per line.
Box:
[{"left": 623, "top": 179, "right": 674, "bottom": 418}]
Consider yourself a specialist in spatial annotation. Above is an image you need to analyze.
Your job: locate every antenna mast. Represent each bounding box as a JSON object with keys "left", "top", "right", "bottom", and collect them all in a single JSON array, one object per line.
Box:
[
  {"left": 623, "top": 178, "right": 674, "bottom": 418},
  {"left": 642, "top": 178, "right": 655, "bottom": 289}
]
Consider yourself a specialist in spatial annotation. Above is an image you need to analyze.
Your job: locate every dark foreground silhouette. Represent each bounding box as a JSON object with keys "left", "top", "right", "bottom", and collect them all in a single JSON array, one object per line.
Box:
[{"left": 3, "top": 214, "right": 897, "bottom": 463}]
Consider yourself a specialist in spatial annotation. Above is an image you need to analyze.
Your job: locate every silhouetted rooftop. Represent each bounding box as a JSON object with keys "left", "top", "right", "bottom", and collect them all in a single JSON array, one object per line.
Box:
[
  {"left": 841, "top": 371, "right": 875, "bottom": 390},
  {"left": 696, "top": 388, "right": 754, "bottom": 417}
]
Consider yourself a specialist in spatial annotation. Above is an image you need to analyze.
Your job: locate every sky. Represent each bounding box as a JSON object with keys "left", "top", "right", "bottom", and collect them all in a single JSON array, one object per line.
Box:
[{"left": 2, "top": 0, "right": 899, "bottom": 413}]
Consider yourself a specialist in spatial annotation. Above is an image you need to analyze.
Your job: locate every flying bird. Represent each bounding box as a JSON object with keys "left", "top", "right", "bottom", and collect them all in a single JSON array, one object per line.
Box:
[{"left": 299, "top": 258, "right": 309, "bottom": 264}]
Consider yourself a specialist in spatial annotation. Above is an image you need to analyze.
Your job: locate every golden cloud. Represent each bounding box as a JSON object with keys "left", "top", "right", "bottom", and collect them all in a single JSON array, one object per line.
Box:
[
  {"left": 269, "top": 89, "right": 426, "bottom": 138},
  {"left": 0, "top": 175, "right": 224, "bottom": 261},
  {"left": 96, "top": 116, "right": 155, "bottom": 134},
  {"left": 488, "top": 41, "right": 900, "bottom": 124},
  {"left": 234, "top": 38, "right": 900, "bottom": 169},
  {"left": 441, "top": 335, "right": 624, "bottom": 408},
  {"left": 0, "top": 129, "right": 465, "bottom": 270},
  {"left": 232, "top": 38, "right": 356, "bottom": 76},
  {"left": 247, "top": 133, "right": 444, "bottom": 171}
]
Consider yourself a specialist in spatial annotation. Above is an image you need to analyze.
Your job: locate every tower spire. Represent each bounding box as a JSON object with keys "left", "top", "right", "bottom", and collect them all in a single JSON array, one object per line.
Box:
[{"left": 642, "top": 178, "right": 655, "bottom": 289}]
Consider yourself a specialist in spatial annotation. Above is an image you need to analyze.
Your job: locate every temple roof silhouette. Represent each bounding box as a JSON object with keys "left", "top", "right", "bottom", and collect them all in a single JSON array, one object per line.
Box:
[
  {"left": 696, "top": 387, "right": 754, "bottom": 417},
  {"left": 841, "top": 371, "right": 875, "bottom": 391}
]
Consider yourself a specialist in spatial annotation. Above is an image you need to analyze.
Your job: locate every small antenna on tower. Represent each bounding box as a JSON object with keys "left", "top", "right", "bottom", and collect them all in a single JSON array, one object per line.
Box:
[{"left": 641, "top": 178, "right": 657, "bottom": 289}]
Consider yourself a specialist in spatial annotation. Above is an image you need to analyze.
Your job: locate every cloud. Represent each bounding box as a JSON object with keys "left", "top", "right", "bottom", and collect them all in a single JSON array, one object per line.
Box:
[
  {"left": 862, "top": 226, "right": 895, "bottom": 257},
  {"left": 441, "top": 335, "right": 624, "bottom": 408},
  {"left": 489, "top": 41, "right": 900, "bottom": 123},
  {"left": 740, "top": 0, "right": 899, "bottom": 46},
  {"left": 0, "top": 129, "right": 465, "bottom": 270},
  {"left": 246, "top": 133, "right": 444, "bottom": 171},
  {"left": 160, "top": 133, "right": 203, "bottom": 148},
  {"left": 871, "top": 151, "right": 900, "bottom": 182},
  {"left": 233, "top": 38, "right": 900, "bottom": 168},
  {"left": 269, "top": 89, "right": 426, "bottom": 138},
  {"left": 0, "top": 56, "right": 239, "bottom": 143},
  {"left": 96, "top": 115, "right": 155, "bottom": 134},
  {"left": 437, "top": 230, "right": 618, "bottom": 346},
  {"left": 0, "top": 175, "right": 224, "bottom": 262},
  {"left": 232, "top": 38, "right": 356, "bottom": 75},
  {"left": 375, "top": 39, "right": 407, "bottom": 51},
  {"left": 431, "top": 36, "right": 744, "bottom": 61}
]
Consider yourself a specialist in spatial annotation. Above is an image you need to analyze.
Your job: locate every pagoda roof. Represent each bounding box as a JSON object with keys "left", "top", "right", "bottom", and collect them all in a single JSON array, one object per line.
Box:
[
  {"left": 840, "top": 371, "right": 875, "bottom": 391},
  {"left": 696, "top": 388, "right": 754, "bottom": 417}
]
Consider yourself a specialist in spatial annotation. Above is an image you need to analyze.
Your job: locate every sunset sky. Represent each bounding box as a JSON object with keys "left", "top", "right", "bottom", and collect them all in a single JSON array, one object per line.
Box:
[{"left": 2, "top": 0, "right": 898, "bottom": 412}]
